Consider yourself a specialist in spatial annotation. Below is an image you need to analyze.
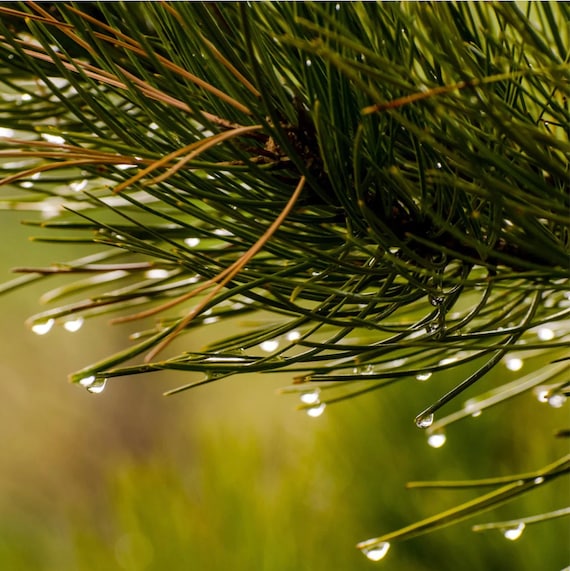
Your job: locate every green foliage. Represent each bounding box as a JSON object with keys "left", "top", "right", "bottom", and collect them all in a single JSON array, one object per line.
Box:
[{"left": 0, "top": 1, "right": 568, "bottom": 560}]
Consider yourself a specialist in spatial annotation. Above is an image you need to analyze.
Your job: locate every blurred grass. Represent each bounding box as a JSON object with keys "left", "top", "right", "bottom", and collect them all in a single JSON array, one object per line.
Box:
[{"left": 0, "top": 211, "right": 568, "bottom": 570}]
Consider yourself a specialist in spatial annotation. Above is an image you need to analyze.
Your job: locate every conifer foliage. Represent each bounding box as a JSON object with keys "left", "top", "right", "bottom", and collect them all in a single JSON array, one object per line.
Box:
[{"left": 0, "top": 2, "right": 568, "bottom": 558}]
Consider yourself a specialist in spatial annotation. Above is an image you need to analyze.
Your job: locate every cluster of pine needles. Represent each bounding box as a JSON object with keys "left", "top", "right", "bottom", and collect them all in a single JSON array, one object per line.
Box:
[{"left": 0, "top": 2, "right": 568, "bottom": 558}]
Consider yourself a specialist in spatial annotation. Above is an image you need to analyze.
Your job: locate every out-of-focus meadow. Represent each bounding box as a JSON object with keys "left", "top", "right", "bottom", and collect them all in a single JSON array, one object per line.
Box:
[{"left": 0, "top": 211, "right": 568, "bottom": 570}]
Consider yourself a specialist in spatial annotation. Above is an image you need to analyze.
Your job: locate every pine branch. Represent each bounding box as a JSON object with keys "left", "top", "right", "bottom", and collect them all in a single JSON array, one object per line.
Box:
[{"left": 0, "top": 1, "right": 569, "bottom": 558}]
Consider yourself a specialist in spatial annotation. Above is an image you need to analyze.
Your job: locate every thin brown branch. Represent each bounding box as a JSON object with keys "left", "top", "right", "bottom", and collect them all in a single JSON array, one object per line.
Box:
[{"left": 141, "top": 175, "right": 306, "bottom": 362}]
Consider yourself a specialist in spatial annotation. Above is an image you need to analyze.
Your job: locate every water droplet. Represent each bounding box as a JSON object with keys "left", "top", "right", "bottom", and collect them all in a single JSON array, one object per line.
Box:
[
  {"left": 436, "top": 161, "right": 442, "bottom": 169},
  {"left": 184, "top": 237, "right": 201, "bottom": 247},
  {"left": 21, "top": 93, "right": 32, "bottom": 102},
  {"left": 533, "top": 476, "right": 544, "bottom": 484},
  {"left": 416, "top": 372, "right": 432, "bottom": 382},
  {"left": 306, "top": 403, "right": 326, "bottom": 417},
  {"left": 260, "top": 339, "right": 279, "bottom": 352},
  {"left": 79, "top": 376, "right": 107, "bottom": 394},
  {"left": 31, "top": 318, "right": 55, "bottom": 335},
  {"left": 429, "top": 294, "right": 445, "bottom": 306},
  {"left": 502, "top": 523, "right": 525, "bottom": 541},
  {"left": 0, "top": 127, "right": 15, "bottom": 137},
  {"left": 416, "top": 413, "right": 434, "bottom": 429},
  {"left": 203, "top": 316, "right": 219, "bottom": 325},
  {"left": 41, "top": 198, "right": 63, "bottom": 219},
  {"left": 144, "top": 268, "right": 170, "bottom": 279},
  {"left": 41, "top": 133, "right": 65, "bottom": 144},
  {"left": 286, "top": 330, "right": 301, "bottom": 341},
  {"left": 427, "top": 432, "right": 447, "bottom": 448},
  {"left": 335, "top": 2, "right": 340, "bottom": 10},
  {"left": 505, "top": 357, "right": 523, "bottom": 371},
  {"left": 300, "top": 389, "right": 320, "bottom": 405},
  {"left": 536, "top": 389, "right": 549, "bottom": 403},
  {"left": 361, "top": 542, "right": 390, "bottom": 561},
  {"left": 548, "top": 394, "right": 567, "bottom": 408},
  {"left": 426, "top": 321, "right": 440, "bottom": 334},
  {"left": 70, "top": 179, "right": 88, "bottom": 192},
  {"left": 63, "top": 317, "right": 84, "bottom": 333},
  {"left": 537, "top": 327, "right": 555, "bottom": 341},
  {"left": 305, "top": 59, "right": 312, "bottom": 67},
  {"left": 20, "top": 181, "right": 34, "bottom": 188},
  {"left": 463, "top": 399, "right": 482, "bottom": 418}
]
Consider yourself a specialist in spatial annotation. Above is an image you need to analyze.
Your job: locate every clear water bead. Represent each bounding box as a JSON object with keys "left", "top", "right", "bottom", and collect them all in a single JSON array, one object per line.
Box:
[
  {"left": 79, "top": 376, "right": 107, "bottom": 394},
  {"left": 548, "top": 394, "right": 567, "bottom": 408},
  {"left": 63, "top": 317, "right": 84, "bottom": 333},
  {"left": 416, "top": 413, "right": 434, "bottom": 429},
  {"left": 31, "top": 319, "right": 55, "bottom": 335},
  {"left": 299, "top": 389, "right": 320, "bottom": 405},
  {"left": 427, "top": 432, "right": 447, "bottom": 448},
  {"left": 286, "top": 330, "right": 301, "bottom": 341},
  {"left": 184, "top": 237, "right": 201, "bottom": 247},
  {"left": 505, "top": 357, "right": 523, "bottom": 371},
  {"left": 306, "top": 403, "right": 326, "bottom": 418},
  {"left": 502, "top": 523, "right": 525, "bottom": 541},
  {"left": 361, "top": 542, "right": 390, "bottom": 561},
  {"left": 537, "top": 327, "right": 555, "bottom": 341},
  {"left": 260, "top": 339, "right": 279, "bottom": 352}
]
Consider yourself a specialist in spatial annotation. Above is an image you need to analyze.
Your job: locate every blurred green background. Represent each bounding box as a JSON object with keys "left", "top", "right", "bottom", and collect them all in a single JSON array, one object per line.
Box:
[{"left": 0, "top": 210, "right": 568, "bottom": 570}]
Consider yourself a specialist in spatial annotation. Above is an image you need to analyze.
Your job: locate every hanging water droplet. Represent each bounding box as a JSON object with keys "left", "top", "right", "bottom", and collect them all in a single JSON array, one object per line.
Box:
[
  {"left": 428, "top": 293, "right": 445, "bottom": 306},
  {"left": 502, "top": 523, "right": 525, "bottom": 541},
  {"left": 145, "top": 268, "right": 170, "bottom": 279},
  {"left": 0, "top": 127, "right": 15, "bottom": 137},
  {"left": 305, "top": 59, "right": 312, "bottom": 67},
  {"left": 537, "top": 327, "right": 555, "bottom": 341},
  {"left": 335, "top": 2, "right": 340, "bottom": 10},
  {"left": 416, "top": 413, "right": 434, "bottom": 429},
  {"left": 70, "top": 179, "right": 88, "bottom": 192},
  {"left": 463, "top": 399, "right": 482, "bottom": 418},
  {"left": 427, "top": 432, "right": 447, "bottom": 448},
  {"left": 439, "top": 356, "right": 458, "bottom": 366},
  {"left": 184, "top": 237, "right": 201, "bottom": 248},
  {"left": 536, "top": 388, "right": 549, "bottom": 403},
  {"left": 416, "top": 372, "right": 432, "bottom": 382},
  {"left": 533, "top": 476, "right": 544, "bottom": 485},
  {"left": 79, "top": 376, "right": 107, "bottom": 394},
  {"left": 286, "top": 330, "right": 301, "bottom": 341},
  {"left": 505, "top": 357, "right": 523, "bottom": 371},
  {"left": 41, "top": 133, "right": 65, "bottom": 145},
  {"left": 300, "top": 389, "right": 320, "bottom": 405},
  {"left": 361, "top": 542, "right": 390, "bottom": 562},
  {"left": 260, "top": 339, "right": 279, "bottom": 352},
  {"left": 306, "top": 402, "right": 326, "bottom": 418},
  {"left": 63, "top": 317, "right": 84, "bottom": 333},
  {"left": 426, "top": 321, "right": 440, "bottom": 334},
  {"left": 548, "top": 394, "right": 567, "bottom": 408},
  {"left": 31, "top": 318, "right": 55, "bottom": 335},
  {"left": 436, "top": 161, "right": 442, "bottom": 169}
]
